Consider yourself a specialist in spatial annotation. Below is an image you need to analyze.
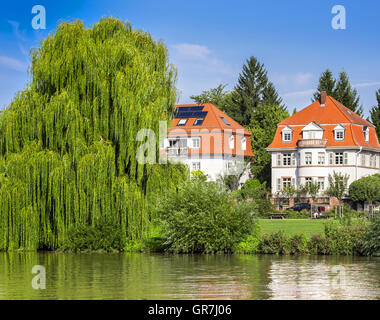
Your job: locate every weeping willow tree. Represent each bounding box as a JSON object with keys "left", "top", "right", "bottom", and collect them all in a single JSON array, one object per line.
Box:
[{"left": 0, "top": 17, "right": 188, "bottom": 251}]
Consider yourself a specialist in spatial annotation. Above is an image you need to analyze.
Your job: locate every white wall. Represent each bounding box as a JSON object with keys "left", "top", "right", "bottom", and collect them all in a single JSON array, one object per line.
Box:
[{"left": 271, "top": 149, "right": 380, "bottom": 195}]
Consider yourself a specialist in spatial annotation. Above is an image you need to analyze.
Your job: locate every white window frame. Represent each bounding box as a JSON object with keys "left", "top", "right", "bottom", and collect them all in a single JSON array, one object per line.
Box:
[
  {"left": 283, "top": 132, "right": 292, "bottom": 142},
  {"left": 241, "top": 137, "right": 247, "bottom": 151},
  {"left": 229, "top": 135, "right": 235, "bottom": 149},
  {"left": 318, "top": 177, "right": 325, "bottom": 190},
  {"left": 283, "top": 153, "right": 291, "bottom": 166},
  {"left": 192, "top": 162, "right": 200, "bottom": 171},
  {"left": 305, "top": 152, "right": 312, "bottom": 165},
  {"left": 318, "top": 152, "right": 325, "bottom": 165},
  {"left": 335, "top": 130, "right": 345, "bottom": 141},
  {"left": 335, "top": 152, "right": 343, "bottom": 165},
  {"left": 191, "top": 137, "right": 200, "bottom": 149}
]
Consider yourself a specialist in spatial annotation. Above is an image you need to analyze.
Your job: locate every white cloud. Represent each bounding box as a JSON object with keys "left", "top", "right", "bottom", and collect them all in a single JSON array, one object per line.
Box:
[
  {"left": 0, "top": 56, "right": 27, "bottom": 72},
  {"left": 272, "top": 72, "right": 313, "bottom": 87},
  {"left": 353, "top": 81, "right": 380, "bottom": 88},
  {"left": 282, "top": 89, "right": 314, "bottom": 98},
  {"left": 171, "top": 43, "right": 211, "bottom": 60}
]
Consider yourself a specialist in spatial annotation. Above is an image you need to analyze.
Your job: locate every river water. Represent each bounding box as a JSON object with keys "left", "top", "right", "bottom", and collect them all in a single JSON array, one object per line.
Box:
[{"left": 0, "top": 253, "right": 379, "bottom": 300}]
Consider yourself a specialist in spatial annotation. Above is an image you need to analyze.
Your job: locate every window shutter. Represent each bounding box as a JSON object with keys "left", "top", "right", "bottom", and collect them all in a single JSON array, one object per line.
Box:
[
  {"left": 291, "top": 178, "right": 295, "bottom": 187},
  {"left": 329, "top": 153, "right": 333, "bottom": 165},
  {"left": 277, "top": 154, "right": 281, "bottom": 166},
  {"left": 291, "top": 153, "right": 296, "bottom": 166},
  {"left": 277, "top": 178, "right": 281, "bottom": 191},
  {"left": 344, "top": 152, "right": 348, "bottom": 165}
]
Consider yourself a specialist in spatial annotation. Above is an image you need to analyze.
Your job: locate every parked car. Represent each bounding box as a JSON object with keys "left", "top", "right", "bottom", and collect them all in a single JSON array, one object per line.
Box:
[{"left": 286, "top": 203, "right": 311, "bottom": 212}]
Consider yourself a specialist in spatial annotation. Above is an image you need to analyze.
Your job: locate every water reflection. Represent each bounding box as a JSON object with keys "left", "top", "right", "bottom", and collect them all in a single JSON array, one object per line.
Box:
[{"left": 0, "top": 253, "right": 378, "bottom": 300}]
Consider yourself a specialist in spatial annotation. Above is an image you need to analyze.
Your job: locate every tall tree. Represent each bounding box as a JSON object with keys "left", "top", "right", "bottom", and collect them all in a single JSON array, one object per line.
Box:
[
  {"left": 313, "top": 70, "right": 363, "bottom": 116},
  {"left": 262, "top": 82, "right": 285, "bottom": 109},
  {"left": 313, "top": 69, "right": 336, "bottom": 101},
  {"left": 0, "top": 18, "right": 188, "bottom": 251},
  {"left": 190, "top": 84, "right": 230, "bottom": 110},
  {"left": 369, "top": 89, "right": 380, "bottom": 138},
  {"left": 334, "top": 71, "right": 363, "bottom": 116},
  {"left": 226, "top": 56, "right": 269, "bottom": 125},
  {"left": 248, "top": 103, "right": 289, "bottom": 185}
]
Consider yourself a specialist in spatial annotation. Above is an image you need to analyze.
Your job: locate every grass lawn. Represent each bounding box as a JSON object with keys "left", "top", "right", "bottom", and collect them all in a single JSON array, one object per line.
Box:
[{"left": 257, "top": 219, "right": 326, "bottom": 238}]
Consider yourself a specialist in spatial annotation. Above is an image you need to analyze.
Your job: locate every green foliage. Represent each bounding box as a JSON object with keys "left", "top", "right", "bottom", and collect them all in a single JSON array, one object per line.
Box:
[
  {"left": 63, "top": 220, "right": 125, "bottom": 252},
  {"left": 0, "top": 17, "right": 188, "bottom": 251},
  {"left": 326, "top": 172, "right": 349, "bottom": 201},
  {"left": 369, "top": 89, "right": 380, "bottom": 138},
  {"left": 257, "top": 231, "right": 289, "bottom": 254},
  {"left": 323, "top": 221, "right": 366, "bottom": 255},
  {"left": 313, "top": 69, "right": 336, "bottom": 101},
  {"left": 247, "top": 103, "right": 289, "bottom": 185},
  {"left": 360, "top": 216, "right": 380, "bottom": 256},
  {"left": 349, "top": 175, "right": 380, "bottom": 203},
  {"left": 224, "top": 56, "right": 284, "bottom": 126},
  {"left": 190, "top": 84, "right": 231, "bottom": 110},
  {"left": 156, "top": 179, "right": 255, "bottom": 253},
  {"left": 191, "top": 169, "right": 208, "bottom": 182}
]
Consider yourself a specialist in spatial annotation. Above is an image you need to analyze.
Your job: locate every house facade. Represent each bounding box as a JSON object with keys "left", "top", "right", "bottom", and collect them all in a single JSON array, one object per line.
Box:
[
  {"left": 267, "top": 92, "right": 380, "bottom": 197},
  {"left": 161, "top": 102, "right": 254, "bottom": 183}
]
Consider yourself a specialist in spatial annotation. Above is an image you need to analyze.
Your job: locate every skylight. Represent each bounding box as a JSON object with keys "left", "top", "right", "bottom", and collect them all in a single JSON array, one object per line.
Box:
[
  {"left": 193, "top": 118, "right": 204, "bottom": 126},
  {"left": 220, "top": 117, "right": 230, "bottom": 126},
  {"left": 177, "top": 119, "right": 188, "bottom": 126}
]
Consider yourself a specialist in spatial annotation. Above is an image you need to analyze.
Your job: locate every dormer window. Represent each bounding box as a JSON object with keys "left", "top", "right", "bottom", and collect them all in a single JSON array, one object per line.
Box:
[
  {"left": 334, "top": 124, "right": 345, "bottom": 141},
  {"left": 283, "top": 132, "right": 292, "bottom": 142},
  {"left": 282, "top": 126, "right": 293, "bottom": 142},
  {"left": 229, "top": 135, "right": 234, "bottom": 149},
  {"left": 335, "top": 131, "right": 344, "bottom": 140},
  {"left": 363, "top": 126, "right": 369, "bottom": 142},
  {"left": 241, "top": 137, "right": 247, "bottom": 151}
]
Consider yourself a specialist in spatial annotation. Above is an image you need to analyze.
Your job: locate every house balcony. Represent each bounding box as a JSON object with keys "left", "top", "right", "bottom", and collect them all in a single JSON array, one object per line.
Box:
[
  {"left": 297, "top": 139, "right": 328, "bottom": 148},
  {"left": 167, "top": 147, "right": 188, "bottom": 156}
]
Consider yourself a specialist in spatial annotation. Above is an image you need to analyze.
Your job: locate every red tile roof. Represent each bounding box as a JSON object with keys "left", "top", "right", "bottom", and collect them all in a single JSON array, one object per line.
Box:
[
  {"left": 268, "top": 96, "right": 380, "bottom": 150},
  {"left": 166, "top": 102, "right": 254, "bottom": 157}
]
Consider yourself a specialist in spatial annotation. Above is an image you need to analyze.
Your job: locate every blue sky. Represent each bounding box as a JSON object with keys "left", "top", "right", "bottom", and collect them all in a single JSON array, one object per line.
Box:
[{"left": 1, "top": 0, "right": 380, "bottom": 117}]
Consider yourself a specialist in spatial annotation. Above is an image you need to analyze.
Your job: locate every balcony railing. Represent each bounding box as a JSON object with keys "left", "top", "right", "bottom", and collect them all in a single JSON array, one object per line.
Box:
[
  {"left": 167, "top": 147, "right": 188, "bottom": 156},
  {"left": 297, "top": 139, "right": 328, "bottom": 148}
]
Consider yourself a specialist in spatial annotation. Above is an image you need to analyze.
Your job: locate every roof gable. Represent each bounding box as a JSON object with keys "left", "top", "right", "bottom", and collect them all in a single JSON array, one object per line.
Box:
[{"left": 302, "top": 121, "right": 324, "bottom": 131}]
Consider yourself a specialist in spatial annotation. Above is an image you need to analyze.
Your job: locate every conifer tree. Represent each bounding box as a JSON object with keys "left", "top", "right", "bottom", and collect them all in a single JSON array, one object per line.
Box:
[
  {"left": 334, "top": 71, "right": 363, "bottom": 116},
  {"left": 313, "top": 69, "right": 336, "bottom": 101},
  {"left": 226, "top": 56, "right": 269, "bottom": 125},
  {"left": 369, "top": 89, "right": 380, "bottom": 138}
]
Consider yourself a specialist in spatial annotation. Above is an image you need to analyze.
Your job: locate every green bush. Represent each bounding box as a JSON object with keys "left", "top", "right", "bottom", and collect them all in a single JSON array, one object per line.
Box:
[
  {"left": 63, "top": 221, "right": 125, "bottom": 252},
  {"left": 156, "top": 179, "right": 255, "bottom": 253},
  {"left": 308, "top": 234, "right": 331, "bottom": 255},
  {"left": 285, "top": 209, "right": 310, "bottom": 219},
  {"left": 323, "top": 221, "right": 366, "bottom": 255},
  {"left": 257, "top": 231, "right": 289, "bottom": 254},
  {"left": 287, "top": 233, "right": 309, "bottom": 254},
  {"left": 359, "top": 216, "right": 380, "bottom": 256}
]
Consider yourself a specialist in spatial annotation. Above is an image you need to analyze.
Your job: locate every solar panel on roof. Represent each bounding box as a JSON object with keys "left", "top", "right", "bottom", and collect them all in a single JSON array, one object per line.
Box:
[{"left": 174, "top": 111, "right": 208, "bottom": 118}]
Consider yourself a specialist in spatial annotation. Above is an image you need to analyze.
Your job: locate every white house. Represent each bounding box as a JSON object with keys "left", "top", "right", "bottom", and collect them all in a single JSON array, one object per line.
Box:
[
  {"left": 161, "top": 102, "right": 254, "bottom": 183},
  {"left": 266, "top": 91, "right": 380, "bottom": 197}
]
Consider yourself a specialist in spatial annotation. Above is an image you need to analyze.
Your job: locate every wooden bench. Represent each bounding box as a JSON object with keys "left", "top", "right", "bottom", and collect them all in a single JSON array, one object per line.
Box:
[{"left": 269, "top": 213, "right": 287, "bottom": 220}]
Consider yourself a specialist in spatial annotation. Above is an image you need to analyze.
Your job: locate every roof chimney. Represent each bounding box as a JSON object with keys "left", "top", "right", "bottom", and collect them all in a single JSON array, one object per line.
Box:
[{"left": 320, "top": 91, "right": 327, "bottom": 106}]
